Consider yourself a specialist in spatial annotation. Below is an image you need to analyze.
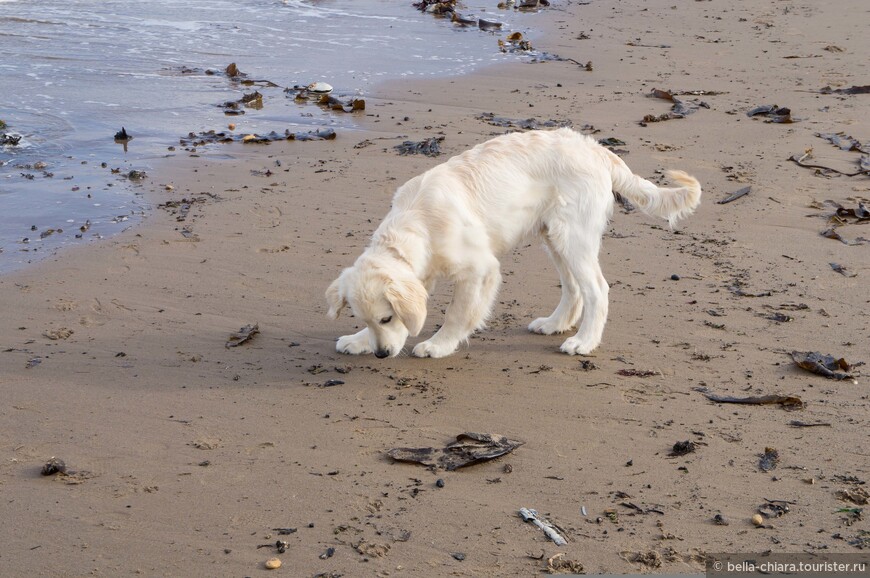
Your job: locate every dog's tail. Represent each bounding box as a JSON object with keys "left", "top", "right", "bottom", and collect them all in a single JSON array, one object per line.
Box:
[{"left": 606, "top": 149, "right": 701, "bottom": 229}]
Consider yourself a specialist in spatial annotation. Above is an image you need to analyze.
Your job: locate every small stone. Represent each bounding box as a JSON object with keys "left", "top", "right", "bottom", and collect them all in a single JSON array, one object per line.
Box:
[
  {"left": 436, "top": 478, "right": 445, "bottom": 488},
  {"left": 228, "top": 123, "right": 236, "bottom": 131},
  {"left": 319, "top": 547, "right": 335, "bottom": 560},
  {"left": 751, "top": 514, "right": 764, "bottom": 527},
  {"left": 713, "top": 513, "right": 729, "bottom": 526},
  {"left": 41, "top": 457, "right": 67, "bottom": 476},
  {"left": 264, "top": 557, "right": 281, "bottom": 569},
  {"left": 670, "top": 274, "right": 680, "bottom": 281},
  {"left": 452, "top": 552, "right": 466, "bottom": 561}
]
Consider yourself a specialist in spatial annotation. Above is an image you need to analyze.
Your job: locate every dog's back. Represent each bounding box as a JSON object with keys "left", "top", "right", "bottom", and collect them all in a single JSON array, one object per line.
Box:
[{"left": 396, "top": 129, "right": 618, "bottom": 254}]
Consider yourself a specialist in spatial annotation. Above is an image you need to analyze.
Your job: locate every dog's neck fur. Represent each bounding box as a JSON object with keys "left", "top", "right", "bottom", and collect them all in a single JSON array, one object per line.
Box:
[{"left": 370, "top": 211, "right": 431, "bottom": 281}]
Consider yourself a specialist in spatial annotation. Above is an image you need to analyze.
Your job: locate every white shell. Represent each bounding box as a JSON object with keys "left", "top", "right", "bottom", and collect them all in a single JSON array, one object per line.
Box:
[{"left": 307, "top": 82, "right": 333, "bottom": 94}]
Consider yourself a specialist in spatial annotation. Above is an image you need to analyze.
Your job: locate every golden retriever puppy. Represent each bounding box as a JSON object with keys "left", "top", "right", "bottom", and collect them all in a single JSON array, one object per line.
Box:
[{"left": 326, "top": 128, "right": 701, "bottom": 358}]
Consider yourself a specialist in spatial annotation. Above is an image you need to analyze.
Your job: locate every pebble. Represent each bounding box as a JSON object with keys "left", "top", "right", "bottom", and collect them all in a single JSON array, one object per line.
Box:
[
  {"left": 264, "top": 558, "right": 282, "bottom": 569},
  {"left": 319, "top": 547, "right": 335, "bottom": 560},
  {"left": 670, "top": 274, "right": 680, "bottom": 281},
  {"left": 436, "top": 478, "right": 445, "bottom": 488},
  {"left": 228, "top": 123, "right": 236, "bottom": 131},
  {"left": 41, "top": 457, "right": 67, "bottom": 476},
  {"left": 751, "top": 514, "right": 764, "bottom": 527}
]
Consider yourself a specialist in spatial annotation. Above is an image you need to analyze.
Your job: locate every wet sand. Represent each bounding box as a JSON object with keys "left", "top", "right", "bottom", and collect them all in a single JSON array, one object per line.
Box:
[{"left": 2, "top": 0, "right": 868, "bottom": 575}]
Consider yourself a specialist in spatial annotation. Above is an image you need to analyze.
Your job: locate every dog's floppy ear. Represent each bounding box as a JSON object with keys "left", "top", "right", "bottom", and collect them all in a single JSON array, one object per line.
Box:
[
  {"left": 385, "top": 275, "right": 428, "bottom": 337},
  {"left": 325, "top": 272, "right": 348, "bottom": 319}
]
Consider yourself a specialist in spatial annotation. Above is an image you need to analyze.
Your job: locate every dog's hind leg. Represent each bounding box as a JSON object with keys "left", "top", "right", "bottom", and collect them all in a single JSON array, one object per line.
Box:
[
  {"left": 336, "top": 327, "right": 373, "bottom": 355},
  {"left": 529, "top": 237, "right": 583, "bottom": 335},
  {"left": 558, "top": 242, "right": 609, "bottom": 355},
  {"left": 412, "top": 257, "right": 501, "bottom": 358}
]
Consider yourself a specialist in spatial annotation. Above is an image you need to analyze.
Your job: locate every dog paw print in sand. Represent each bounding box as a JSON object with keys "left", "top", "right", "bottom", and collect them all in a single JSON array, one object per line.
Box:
[
  {"left": 191, "top": 437, "right": 222, "bottom": 450},
  {"left": 43, "top": 327, "right": 74, "bottom": 340},
  {"left": 257, "top": 244, "right": 290, "bottom": 254},
  {"left": 78, "top": 298, "right": 110, "bottom": 327},
  {"left": 249, "top": 204, "right": 282, "bottom": 229},
  {"left": 52, "top": 298, "right": 79, "bottom": 312}
]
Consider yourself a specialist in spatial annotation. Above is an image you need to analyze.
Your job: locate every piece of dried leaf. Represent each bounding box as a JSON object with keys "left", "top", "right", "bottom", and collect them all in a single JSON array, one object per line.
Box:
[
  {"left": 616, "top": 368, "right": 661, "bottom": 377},
  {"left": 387, "top": 432, "right": 524, "bottom": 470},
  {"left": 226, "top": 323, "right": 259, "bottom": 348},
  {"left": 698, "top": 389, "right": 805, "bottom": 410},
  {"left": 717, "top": 186, "right": 751, "bottom": 204}
]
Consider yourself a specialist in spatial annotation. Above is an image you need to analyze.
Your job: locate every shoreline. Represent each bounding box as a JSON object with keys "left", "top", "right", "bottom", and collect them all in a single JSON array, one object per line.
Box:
[
  {"left": 0, "top": 0, "right": 536, "bottom": 275},
  {"left": 2, "top": 0, "right": 869, "bottom": 575}
]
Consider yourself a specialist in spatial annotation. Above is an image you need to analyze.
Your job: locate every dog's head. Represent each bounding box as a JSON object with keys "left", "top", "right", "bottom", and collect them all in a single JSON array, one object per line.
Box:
[{"left": 326, "top": 255, "right": 427, "bottom": 358}]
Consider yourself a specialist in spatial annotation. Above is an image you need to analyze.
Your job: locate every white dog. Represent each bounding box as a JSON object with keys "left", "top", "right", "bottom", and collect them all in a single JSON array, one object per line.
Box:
[{"left": 326, "top": 128, "right": 701, "bottom": 358}]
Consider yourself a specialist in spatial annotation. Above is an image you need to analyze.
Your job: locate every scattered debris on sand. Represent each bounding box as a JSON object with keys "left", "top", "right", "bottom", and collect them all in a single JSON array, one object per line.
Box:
[
  {"left": 819, "top": 85, "right": 870, "bottom": 95},
  {"left": 179, "top": 127, "right": 335, "bottom": 148},
  {"left": 641, "top": 88, "right": 709, "bottom": 125},
  {"left": 394, "top": 136, "right": 444, "bottom": 157},
  {"left": 475, "top": 112, "right": 572, "bottom": 130}
]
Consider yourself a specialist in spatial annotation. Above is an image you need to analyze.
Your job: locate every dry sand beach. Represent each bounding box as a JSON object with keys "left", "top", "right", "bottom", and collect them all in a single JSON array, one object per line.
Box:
[{"left": 2, "top": 0, "right": 869, "bottom": 576}]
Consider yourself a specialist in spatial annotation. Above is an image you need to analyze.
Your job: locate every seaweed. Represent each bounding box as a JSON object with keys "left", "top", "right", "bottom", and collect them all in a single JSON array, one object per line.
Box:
[
  {"left": 641, "top": 88, "right": 707, "bottom": 125},
  {"left": 475, "top": 112, "right": 572, "bottom": 130},
  {"left": 394, "top": 136, "right": 444, "bottom": 157},
  {"left": 226, "top": 323, "right": 259, "bottom": 348},
  {"left": 791, "top": 351, "right": 855, "bottom": 381},
  {"left": 387, "top": 432, "right": 524, "bottom": 470},
  {"left": 697, "top": 388, "right": 805, "bottom": 410},
  {"left": 747, "top": 104, "right": 795, "bottom": 123},
  {"left": 819, "top": 85, "right": 870, "bottom": 95}
]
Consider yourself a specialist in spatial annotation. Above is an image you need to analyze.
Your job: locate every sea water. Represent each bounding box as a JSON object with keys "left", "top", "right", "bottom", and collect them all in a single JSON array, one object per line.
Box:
[{"left": 0, "top": 0, "right": 544, "bottom": 272}]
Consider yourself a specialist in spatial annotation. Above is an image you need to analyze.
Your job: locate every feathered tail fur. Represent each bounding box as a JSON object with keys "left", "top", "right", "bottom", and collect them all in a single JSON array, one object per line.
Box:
[{"left": 606, "top": 149, "right": 702, "bottom": 229}]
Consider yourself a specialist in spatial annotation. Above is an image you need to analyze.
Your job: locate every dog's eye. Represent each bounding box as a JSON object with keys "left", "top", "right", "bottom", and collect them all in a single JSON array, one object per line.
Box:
[{"left": 379, "top": 316, "right": 392, "bottom": 324}]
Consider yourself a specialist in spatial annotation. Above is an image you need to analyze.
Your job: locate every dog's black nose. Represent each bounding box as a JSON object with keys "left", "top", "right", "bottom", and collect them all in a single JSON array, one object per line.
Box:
[{"left": 374, "top": 349, "right": 390, "bottom": 359}]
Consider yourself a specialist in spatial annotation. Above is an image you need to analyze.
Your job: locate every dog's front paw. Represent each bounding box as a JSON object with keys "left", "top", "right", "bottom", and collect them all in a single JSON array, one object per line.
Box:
[
  {"left": 528, "top": 316, "right": 572, "bottom": 335},
  {"left": 559, "top": 336, "right": 599, "bottom": 356},
  {"left": 336, "top": 334, "right": 372, "bottom": 355},
  {"left": 412, "top": 340, "right": 456, "bottom": 358}
]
